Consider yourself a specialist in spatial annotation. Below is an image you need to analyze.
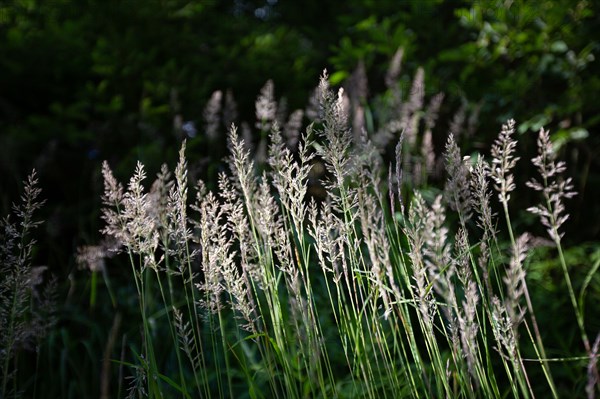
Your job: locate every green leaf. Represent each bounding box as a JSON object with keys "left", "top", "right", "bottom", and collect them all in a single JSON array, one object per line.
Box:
[
  {"left": 156, "top": 373, "right": 192, "bottom": 399},
  {"left": 330, "top": 71, "right": 349, "bottom": 85},
  {"left": 569, "top": 127, "right": 588, "bottom": 140},
  {"left": 551, "top": 40, "right": 568, "bottom": 53}
]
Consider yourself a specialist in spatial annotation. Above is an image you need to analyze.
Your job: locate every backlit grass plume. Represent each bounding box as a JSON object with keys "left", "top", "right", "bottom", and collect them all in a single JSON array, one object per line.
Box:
[{"left": 93, "top": 65, "right": 596, "bottom": 398}]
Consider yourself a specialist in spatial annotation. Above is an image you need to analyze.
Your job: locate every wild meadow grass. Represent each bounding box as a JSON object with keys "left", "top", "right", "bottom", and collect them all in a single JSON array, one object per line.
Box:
[
  {"left": 0, "top": 172, "right": 57, "bottom": 399},
  {"left": 2, "top": 59, "right": 599, "bottom": 398},
  {"left": 85, "top": 68, "right": 598, "bottom": 398}
]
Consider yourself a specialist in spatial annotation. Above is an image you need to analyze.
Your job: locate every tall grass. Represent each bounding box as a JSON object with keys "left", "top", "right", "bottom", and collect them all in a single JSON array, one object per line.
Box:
[
  {"left": 0, "top": 171, "right": 57, "bottom": 399},
  {"left": 92, "top": 64, "right": 599, "bottom": 398}
]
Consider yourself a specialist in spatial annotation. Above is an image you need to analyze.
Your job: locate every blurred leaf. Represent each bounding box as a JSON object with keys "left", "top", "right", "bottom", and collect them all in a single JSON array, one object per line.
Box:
[{"left": 329, "top": 71, "right": 349, "bottom": 85}]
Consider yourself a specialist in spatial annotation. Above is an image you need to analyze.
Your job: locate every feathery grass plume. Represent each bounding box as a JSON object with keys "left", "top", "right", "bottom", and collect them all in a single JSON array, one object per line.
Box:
[
  {"left": 124, "top": 163, "right": 159, "bottom": 261},
  {"left": 76, "top": 245, "right": 105, "bottom": 270},
  {"left": 255, "top": 79, "right": 277, "bottom": 132},
  {"left": 454, "top": 228, "right": 471, "bottom": 287},
  {"left": 308, "top": 199, "right": 344, "bottom": 282},
  {"left": 489, "top": 119, "right": 522, "bottom": 295},
  {"left": 470, "top": 156, "right": 496, "bottom": 239},
  {"left": 423, "top": 195, "right": 453, "bottom": 299},
  {"left": 269, "top": 122, "right": 332, "bottom": 390},
  {"left": 388, "top": 164, "right": 395, "bottom": 216},
  {"left": 148, "top": 162, "right": 181, "bottom": 297},
  {"left": 284, "top": 109, "right": 304, "bottom": 152},
  {"left": 194, "top": 188, "right": 225, "bottom": 315},
  {"left": 526, "top": 126, "right": 591, "bottom": 363},
  {"left": 444, "top": 133, "right": 472, "bottom": 222},
  {"left": 352, "top": 102, "right": 365, "bottom": 144},
  {"left": 490, "top": 295, "right": 518, "bottom": 360},
  {"left": 354, "top": 127, "right": 383, "bottom": 185},
  {"left": 375, "top": 61, "right": 440, "bottom": 156},
  {"left": 76, "top": 238, "right": 119, "bottom": 273},
  {"left": 149, "top": 159, "right": 197, "bottom": 396},
  {"left": 102, "top": 160, "right": 179, "bottom": 395},
  {"left": 405, "top": 192, "right": 460, "bottom": 397},
  {"left": 276, "top": 96, "right": 288, "bottom": 127},
  {"left": 315, "top": 70, "right": 354, "bottom": 188},
  {"left": 101, "top": 160, "right": 124, "bottom": 208},
  {"left": 490, "top": 124, "right": 559, "bottom": 397},
  {"left": 148, "top": 164, "right": 174, "bottom": 231},
  {"left": 353, "top": 57, "right": 369, "bottom": 92},
  {"left": 0, "top": 170, "right": 53, "bottom": 398},
  {"left": 203, "top": 90, "right": 223, "bottom": 140},
  {"left": 394, "top": 133, "right": 405, "bottom": 215},
  {"left": 477, "top": 240, "right": 492, "bottom": 293},
  {"left": 192, "top": 187, "right": 242, "bottom": 399},
  {"left": 400, "top": 67, "right": 425, "bottom": 146},
  {"left": 106, "top": 68, "right": 600, "bottom": 396},
  {"left": 86, "top": 69, "right": 600, "bottom": 397},
  {"left": 412, "top": 158, "right": 424, "bottom": 191},
  {"left": 490, "top": 119, "right": 519, "bottom": 205},
  {"left": 503, "top": 233, "right": 529, "bottom": 331},
  {"left": 253, "top": 172, "right": 282, "bottom": 254},
  {"left": 346, "top": 60, "right": 368, "bottom": 139},
  {"left": 285, "top": 264, "right": 309, "bottom": 341},
  {"left": 385, "top": 47, "right": 404, "bottom": 89},
  {"left": 227, "top": 123, "right": 259, "bottom": 214},
  {"left": 309, "top": 200, "right": 351, "bottom": 308},
  {"left": 460, "top": 278, "right": 480, "bottom": 359},
  {"left": 187, "top": 179, "right": 227, "bottom": 396},
  {"left": 405, "top": 192, "right": 436, "bottom": 322},
  {"left": 449, "top": 102, "right": 466, "bottom": 141},
  {"left": 173, "top": 307, "right": 200, "bottom": 373},
  {"left": 493, "top": 227, "right": 540, "bottom": 396},
  {"left": 372, "top": 58, "right": 412, "bottom": 146},
  {"left": 421, "top": 129, "right": 435, "bottom": 178},
  {"left": 424, "top": 93, "right": 445, "bottom": 132},
  {"left": 356, "top": 182, "right": 399, "bottom": 317},
  {"left": 491, "top": 294, "right": 534, "bottom": 398},
  {"left": 466, "top": 102, "right": 482, "bottom": 138},
  {"left": 526, "top": 127, "right": 576, "bottom": 242},
  {"left": 268, "top": 122, "right": 314, "bottom": 237},
  {"left": 102, "top": 161, "right": 159, "bottom": 263},
  {"left": 308, "top": 196, "right": 371, "bottom": 395},
  {"left": 305, "top": 86, "right": 321, "bottom": 123},
  {"left": 167, "top": 141, "right": 198, "bottom": 272},
  {"left": 218, "top": 173, "right": 259, "bottom": 330},
  {"left": 219, "top": 233, "right": 255, "bottom": 333},
  {"left": 222, "top": 186, "right": 263, "bottom": 323},
  {"left": 339, "top": 89, "right": 351, "bottom": 123},
  {"left": 587, "top": 333, "right": 600, "bottom": 399},
  {"left": 125, "top": 363, "right": 147, "bottom": 399},
  {"left": 424, "top": 197, "right": 464, "bottom": 372},
  {"left": 271, "top": 224, "right": 310, "bottom": 341},
  {"left": 100, "top": 161, "right": 128, "bottom": 253}
]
